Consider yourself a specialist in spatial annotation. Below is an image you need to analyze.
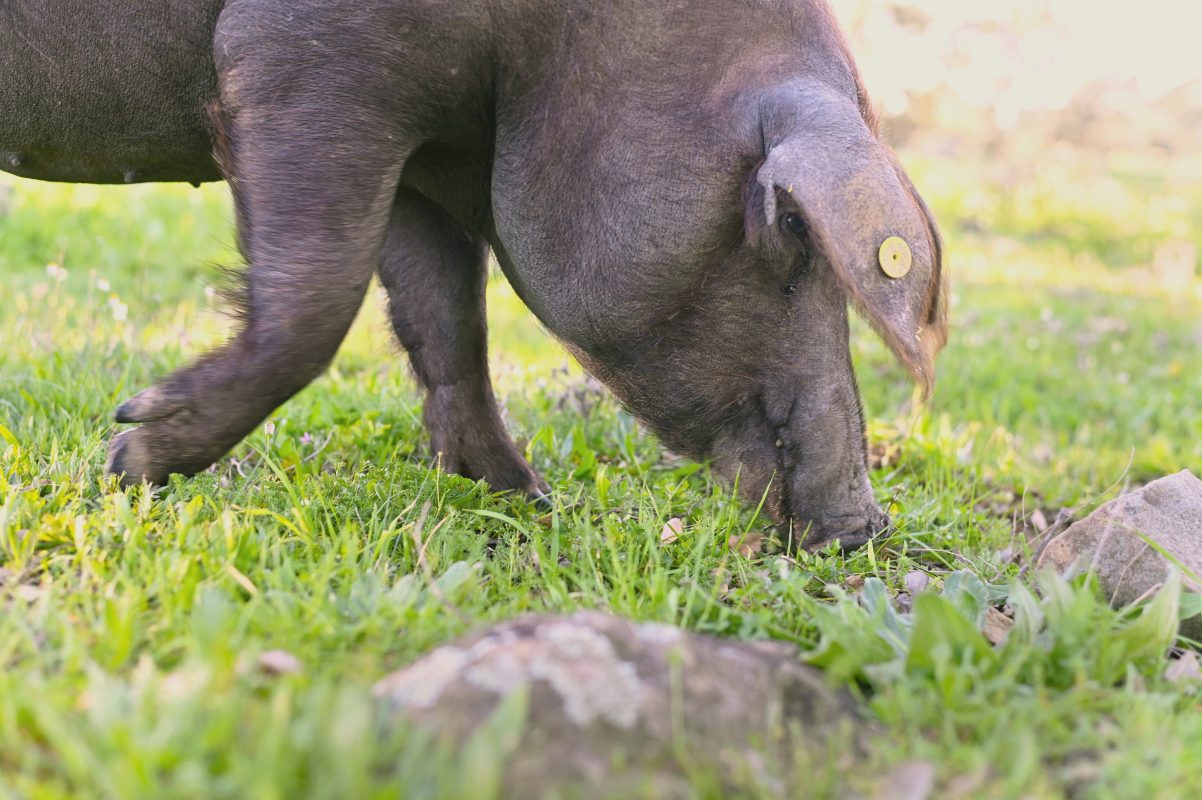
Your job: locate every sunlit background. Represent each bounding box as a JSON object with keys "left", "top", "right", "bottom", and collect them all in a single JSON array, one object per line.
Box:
[
  {"left": 837, "top": 0, "right": 1202, "bottom": 162},
  {"left": 839, "top": 0, "right": 1202, "bottom": 301}
]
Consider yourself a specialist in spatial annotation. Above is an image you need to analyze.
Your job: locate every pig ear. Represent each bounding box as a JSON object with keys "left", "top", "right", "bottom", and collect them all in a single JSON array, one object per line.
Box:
[{"left": 757, "top": 86, "right": 948, "bottom": 396}]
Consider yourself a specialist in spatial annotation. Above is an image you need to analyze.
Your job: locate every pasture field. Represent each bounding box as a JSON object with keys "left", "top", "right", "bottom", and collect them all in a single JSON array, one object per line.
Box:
[{"left": 1, "top": 154, "right": 1201, "bottom": 798}]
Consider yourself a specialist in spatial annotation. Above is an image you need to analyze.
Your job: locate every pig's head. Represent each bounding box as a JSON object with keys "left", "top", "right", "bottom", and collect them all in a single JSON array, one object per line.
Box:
[{"left": 492, "top": 4, "right": 947, "bottom": 551}]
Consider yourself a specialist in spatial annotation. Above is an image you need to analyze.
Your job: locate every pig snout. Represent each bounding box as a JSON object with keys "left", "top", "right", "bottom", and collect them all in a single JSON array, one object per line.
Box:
[
  {"left": 780, "top": 453, "right": 890, "bottom": 552},
  {"left": 765, "top": 373, "right": 888, "bottom": 552},
  {"left": 787, "top": 505, "right": 891, "bottom": 553}
]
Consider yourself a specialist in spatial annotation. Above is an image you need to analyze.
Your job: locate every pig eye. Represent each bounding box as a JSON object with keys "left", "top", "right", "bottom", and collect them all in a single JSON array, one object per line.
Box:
[{"left": 780, "top": 213, "right": 807, "bottom": 241}]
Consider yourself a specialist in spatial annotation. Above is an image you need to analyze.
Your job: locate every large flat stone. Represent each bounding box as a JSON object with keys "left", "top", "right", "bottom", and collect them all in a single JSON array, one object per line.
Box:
[
  {"left": 374, "top": 612, "right": 856, "bottom": 798},
  {"left": 1036, "top": 470, "right": 1202, "bottom": 639}
]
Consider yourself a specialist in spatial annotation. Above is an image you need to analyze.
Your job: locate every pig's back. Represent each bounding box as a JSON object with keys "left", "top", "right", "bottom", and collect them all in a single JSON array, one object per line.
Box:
[{"left": 0, "top": 0, "right": 225, "bottom": 184}]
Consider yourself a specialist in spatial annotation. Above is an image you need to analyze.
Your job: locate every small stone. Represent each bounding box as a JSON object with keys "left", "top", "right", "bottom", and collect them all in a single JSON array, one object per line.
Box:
[
  {"left": 904, "top": 571, "right": 930, "bottom": 596},
  {"left": 1165, "top": 652, "right": 1202, "bottom": 685},
  {"left": 14, "top": 584, "right": 44, "bottom": 603},
  {"left": 1036, "top": 471, "right": 1202, "bottom": 640},
  {"left": 374, "top": 612, "right": 855, "bottom": 797},
  {"left": 1031, "top": 509, "right": 1049, "bottom": 533},
  {"left": 881, "top": 760, "right": 937, "bottom": 800},
  {"left": 258, "top": 650, "right": 302, "bottom": 676}
]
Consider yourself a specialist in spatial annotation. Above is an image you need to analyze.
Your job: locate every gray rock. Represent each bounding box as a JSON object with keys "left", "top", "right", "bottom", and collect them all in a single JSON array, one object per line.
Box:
[
  {"left": 1036, "top": 470, "right": 1202, "bottom": 639},
  {"left": 374, "top": 612, "right": 857, "bottom": 798}
]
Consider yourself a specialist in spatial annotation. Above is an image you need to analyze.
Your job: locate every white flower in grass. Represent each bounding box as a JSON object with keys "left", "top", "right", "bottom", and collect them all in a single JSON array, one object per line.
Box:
[{"left": 108, "top": 295, "right": 128, "bottom": 322}]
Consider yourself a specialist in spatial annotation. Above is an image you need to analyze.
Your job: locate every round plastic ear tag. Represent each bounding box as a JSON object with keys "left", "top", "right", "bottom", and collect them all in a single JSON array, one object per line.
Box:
[{"left": 878, "top": 236, "right": 912, "bottom": 279}]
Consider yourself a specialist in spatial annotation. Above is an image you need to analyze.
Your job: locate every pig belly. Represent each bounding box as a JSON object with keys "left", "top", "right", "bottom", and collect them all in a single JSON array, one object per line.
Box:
[{"left": 0, "top": 1, "right": 225, "bottom": 184}]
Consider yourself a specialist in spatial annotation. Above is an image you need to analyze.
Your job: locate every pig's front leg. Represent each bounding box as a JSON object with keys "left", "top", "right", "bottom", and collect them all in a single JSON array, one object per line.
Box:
[
  {"left": 107, "top": 89, "right": 407, "bottom": 487},
  {"left": 378, "top": 190, "right": 548, "bottom": 499}
]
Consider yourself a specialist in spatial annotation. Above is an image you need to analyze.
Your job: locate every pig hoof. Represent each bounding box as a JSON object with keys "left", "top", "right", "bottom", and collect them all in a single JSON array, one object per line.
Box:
[
  {"left": 106, "top": 422, "right": 215, "bottom": 488},
  {"left": 115, "top": 386, "right": 184, "bottom": 423},
  {"left": 493, "top": 478, "right": 553, "bottom": 507},
  {"left": 106, "top": 428, "right": 161, "bottom": 487},
  {"left": 434, "top": 446, "right": 550, "bottom": 503}
]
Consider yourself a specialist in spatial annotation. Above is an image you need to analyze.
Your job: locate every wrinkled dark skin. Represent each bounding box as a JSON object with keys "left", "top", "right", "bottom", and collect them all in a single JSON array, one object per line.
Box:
[{"left": 1, "top": 0, "right": 946, "bottom": 550}]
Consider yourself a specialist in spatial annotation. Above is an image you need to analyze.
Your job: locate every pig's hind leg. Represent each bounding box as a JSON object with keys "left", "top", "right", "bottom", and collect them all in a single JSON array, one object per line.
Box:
[{"left": 377, "top": 190, "right": 549, "bottom": 499}]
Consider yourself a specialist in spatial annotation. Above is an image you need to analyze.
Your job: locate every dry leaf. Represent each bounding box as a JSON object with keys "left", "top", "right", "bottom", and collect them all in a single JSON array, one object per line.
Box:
[
  {"left": 1165, "top": 652, "right": 1202, "bottom": 684},
  {"left": 661, "top": 518, "right": 683, "bottom": 545},
  {"left": 845, "top": 575, "right": 865, "bottom": 591},
  {"left": 728, "top": 532, "right": 764, "bottom": 558},
  {"left": 258, "top": 650, "right": 302, "bottom": 676},
  {"left": 709, "top": 567, "right": 731, "bottom": 597},
  {"left": 983, "top": 607, "right": 1014, "bottom": 646}
]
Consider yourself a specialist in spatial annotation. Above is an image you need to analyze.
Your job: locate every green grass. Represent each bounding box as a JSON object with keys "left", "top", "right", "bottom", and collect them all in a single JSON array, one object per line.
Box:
[{"left": 1, "top": 154, "right": 1201, "bottom": 798}]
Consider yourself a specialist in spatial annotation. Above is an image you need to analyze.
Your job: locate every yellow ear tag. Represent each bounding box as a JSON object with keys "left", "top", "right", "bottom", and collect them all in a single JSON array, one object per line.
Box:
[{"left": 878, "top": 236, "right": 912, "bottom": 279}]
